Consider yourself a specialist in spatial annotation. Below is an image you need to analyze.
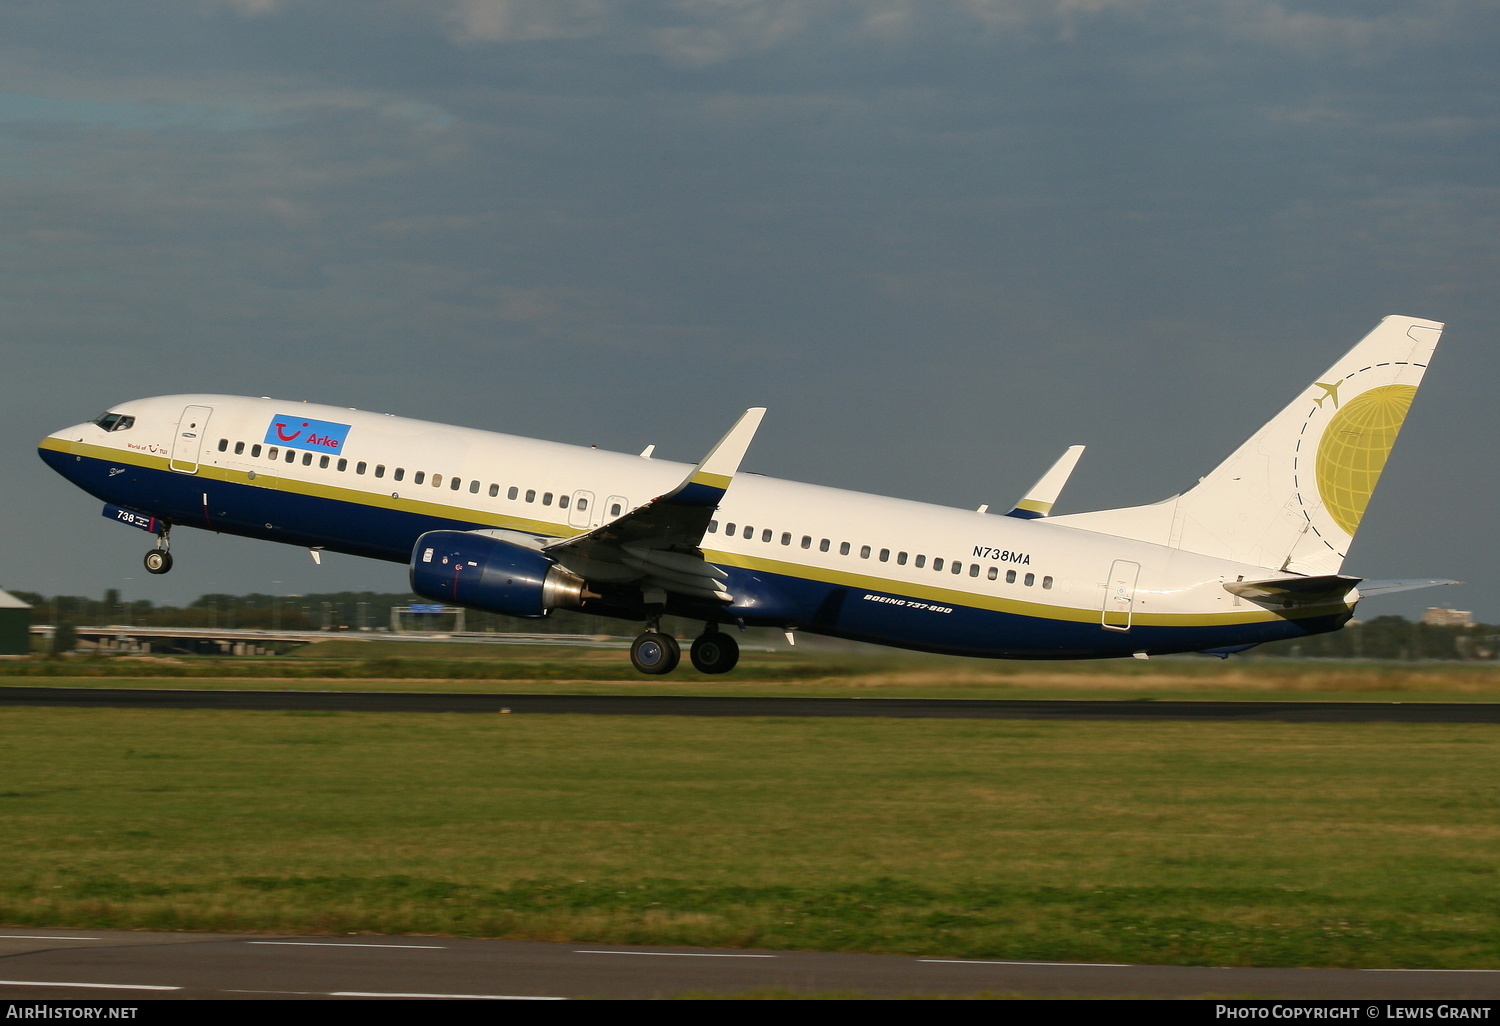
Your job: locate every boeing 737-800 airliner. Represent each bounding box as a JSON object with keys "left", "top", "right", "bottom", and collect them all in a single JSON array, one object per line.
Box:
[{"left": 39, "top": 316, "right": 1453, "bottom": 675}]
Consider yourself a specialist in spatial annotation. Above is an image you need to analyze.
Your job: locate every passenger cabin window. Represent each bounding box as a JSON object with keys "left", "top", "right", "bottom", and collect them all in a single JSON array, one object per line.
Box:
[
  {"left": 285, "top": 450, "right": 295, "bottom": 464},
  {"left": 559, "top": 495, "right": 569, "bottom": 509},
  {"left": 267, "top": 446, "right": 278, "bottom": 460},
  {"left": 879, "top": 548, "right": 889, "bottom": 562},
  {"left": 839, "top": 542, "right": 850, "bottom": 555},
  {"left": 542, "top": 492, "right": 553, "bottom": 505},
  {"left": 860, "top": 546, "right": 871, "bottom": 559},
  {"left": 1006, "top": 570, "right": 1016, "bottom": 583},
  {"left": 897, "top": 552, "right": 908, "bottom": 565},
  {"left": 319, "top": 455, "right": 330, "bottom": 469},
  {"left": 525, "top": 489, "right": 536, "bottom": 503},
  {"left": 432, "top": 474, "right": 442, "bottom": 488},
  {"left": 234, "top": 441, "right": 245, "bottom": 455},
  {"left": 915, "top": 555, "right": 926, "bottom": 568},
  {"left": 302, "top": 452, "right": 313, "bottom": 466},
  {"left": 394, "top": 468, "right": 404, "bottom": 481},
  {"left": 488, "top": 484, "right": 498, "bottom": 497},
  {"left": 337, "top": 458, "right": 347, "bottom": 471},
  {"left": 509, "top": 487, "right": 520, "bottom": 500},
  {"left": 933, "top": 558, "right": 944, "bottom": 571},
  {"left": 373, "top": 465, "right": 383, "bottom": 477},
  {"left": 414, "top": 471, "right": 425, "bottom": 484},
  {"left": 357, "top": 462, "right": 367, "bottom": 475},
  {"left": 726, "top": 523, "right": 736, "bottom": 535},
  {"left": 451, "top": 477, "right": 462, "bottom": 491},
  {"left": 819, "top": 539, "right": 830, "bottom": 552},
  {"left": 708, "top": 521, "right": 718, "bottom": 533},
  {"left": 801, "top": 536, "right": 812, "bottom": 549},
  {"left": 1024, "top": 573, "right": 1035, "bottom": 587},
  {"left": 781, "top": 532, "right": 791, "bottom": 546},
  {"left": 969, "top": 563, "right": 979, "bottom": 577},
  {"left": 987, "top": 567, "right": 998, "bottom": 581},
  {"left": 472, "top": 481, "right": 482, "bottom": 494},
  {"left": 251, "top": 444, "right": 262, "bottom": 458},
  {"left": 762, "top": 529, "right": 772, "bottom": 543},
  {"left": 743, "top": 526, "right": 753, "bottom": 539},
  {"left": 217, "top": 439, "right": 228, "bottom": 452},
  {"left": 1042, "top": 576, "right": 1054, "bottom": 589}
]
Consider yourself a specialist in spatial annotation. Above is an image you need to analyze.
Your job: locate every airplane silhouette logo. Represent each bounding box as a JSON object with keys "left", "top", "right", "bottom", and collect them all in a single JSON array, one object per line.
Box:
[{"left": 1313, "top": 380, "right": 1342, "bottom": 409}]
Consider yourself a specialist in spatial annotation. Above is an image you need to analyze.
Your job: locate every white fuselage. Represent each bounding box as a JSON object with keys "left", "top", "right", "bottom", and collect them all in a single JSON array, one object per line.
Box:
[{"left": 40, "top": 394, "right": 1351, "bottom": 659}]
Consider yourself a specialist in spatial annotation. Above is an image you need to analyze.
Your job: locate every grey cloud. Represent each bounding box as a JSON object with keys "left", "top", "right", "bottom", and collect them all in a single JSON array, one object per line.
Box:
[{"left": 0, "top": 0, "right": 1495, "bottom": 615}]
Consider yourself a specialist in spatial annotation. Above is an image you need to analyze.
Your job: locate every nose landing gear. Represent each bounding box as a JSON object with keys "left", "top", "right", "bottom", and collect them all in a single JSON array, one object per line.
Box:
[{"left": 144, "top": 528, "right": 173, "bottom": 575}]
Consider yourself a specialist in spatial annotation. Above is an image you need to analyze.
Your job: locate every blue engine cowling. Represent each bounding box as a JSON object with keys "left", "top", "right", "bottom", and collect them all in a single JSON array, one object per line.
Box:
[{"left": 409, "top": 531, "right": 588, "bottom": 618}]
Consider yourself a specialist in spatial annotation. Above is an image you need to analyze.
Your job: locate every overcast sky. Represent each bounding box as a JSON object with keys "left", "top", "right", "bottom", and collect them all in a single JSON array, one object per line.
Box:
[{"left": 3, "top": 1, "right": 1497, "bottom": 624}]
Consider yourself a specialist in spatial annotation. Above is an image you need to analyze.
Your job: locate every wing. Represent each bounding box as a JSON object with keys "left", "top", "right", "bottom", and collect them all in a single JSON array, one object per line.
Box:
[{"left": 543, "top": 408, "right": 766, "bottom": 604}]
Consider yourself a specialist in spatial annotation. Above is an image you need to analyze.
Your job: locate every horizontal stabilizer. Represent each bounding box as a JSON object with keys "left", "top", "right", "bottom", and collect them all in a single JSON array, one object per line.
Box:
[
  {"left": 1225, "top": 574, "right": 1363, "bottom": 599},
  {"left": 1356, "top": 578, "right": 1461, "bottom": 597},
  {"left": 1005, "top": 445, "right": 1085, "bottom": 519},
  {"left": 1224, "top": 575, "right": 1362, "bottom": 603}
]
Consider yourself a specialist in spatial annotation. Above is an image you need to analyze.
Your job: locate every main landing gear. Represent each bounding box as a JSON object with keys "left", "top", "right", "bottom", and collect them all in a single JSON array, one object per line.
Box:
[
  {"left": 628, "top": 622, "right": 740, "bottom": 676},
  {"left": 144, "top": 529, "right": 173, "bottom": 575},
  {"left": 690, "top": 630, "right": 739, "bottom": 675},
  {"left": 630, "top": 631, "right": 680, "bottom": 675}
]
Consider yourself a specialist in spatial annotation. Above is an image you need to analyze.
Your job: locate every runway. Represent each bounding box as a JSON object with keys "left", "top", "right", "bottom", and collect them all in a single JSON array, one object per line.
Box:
[
  {"left": 3, "top": 686, "right": 1500, "bottom": 721},
  {"left": 2, "top": 928, "right": 1498, "bottom": 999}
]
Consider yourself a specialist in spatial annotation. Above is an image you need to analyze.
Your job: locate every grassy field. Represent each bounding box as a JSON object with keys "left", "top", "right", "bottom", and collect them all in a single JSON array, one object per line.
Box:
[
  {"left": 7, "top": 639, "right": 1500, "bottom": 702},
  {"left": 1, "top": 704, "right": 1498, "bottom": 968}
]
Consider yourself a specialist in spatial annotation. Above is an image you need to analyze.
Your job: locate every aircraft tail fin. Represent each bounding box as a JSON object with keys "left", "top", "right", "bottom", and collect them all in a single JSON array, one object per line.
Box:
[{"left": 1049, "top": 316, "right": 1443, "bottom": 574}]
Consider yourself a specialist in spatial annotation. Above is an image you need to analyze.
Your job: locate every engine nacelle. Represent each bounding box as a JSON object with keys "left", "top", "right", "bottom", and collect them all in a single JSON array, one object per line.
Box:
[{"left": 409, "top": 531, "right": 588, "bottom": 619}]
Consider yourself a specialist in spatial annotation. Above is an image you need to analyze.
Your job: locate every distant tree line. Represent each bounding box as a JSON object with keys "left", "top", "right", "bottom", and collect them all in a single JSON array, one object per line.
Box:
[
  {"left": 10, "top": 589, "right": 641, "bottom": 638},
  {"left": 1252, "top": 615, "right": 1497, "bottom": 660},
  {"left": 10, "top": 588, "right": 1495, "bottom": 660}
]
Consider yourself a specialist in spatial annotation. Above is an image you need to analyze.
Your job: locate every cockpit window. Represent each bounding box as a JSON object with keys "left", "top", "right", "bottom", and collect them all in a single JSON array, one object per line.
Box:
[{"left": 92, "top": 412, "right": 135, "bottom": 432}]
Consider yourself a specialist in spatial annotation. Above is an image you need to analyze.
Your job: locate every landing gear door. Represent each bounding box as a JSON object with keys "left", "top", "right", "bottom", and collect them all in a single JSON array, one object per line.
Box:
[
  {"left": 170, "top": 405, "right": 213, "bottom": 474},
  {"left": 1101, "top": 559, "right": 1140, "bottom": 631}
]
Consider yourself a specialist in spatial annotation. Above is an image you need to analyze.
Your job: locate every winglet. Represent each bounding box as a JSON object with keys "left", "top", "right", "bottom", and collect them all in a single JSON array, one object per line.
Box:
[
  {"left": 662, "top": 407, "right": 766, "bottom": 507},
  {"left": 1005, "top": 445, "right": 1085, "bottom": 519}
]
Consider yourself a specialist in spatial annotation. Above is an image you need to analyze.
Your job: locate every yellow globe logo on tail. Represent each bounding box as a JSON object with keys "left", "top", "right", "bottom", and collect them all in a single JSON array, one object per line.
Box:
[{"left": 1314, "top": 383, "right": 1418, "bottom": 536}]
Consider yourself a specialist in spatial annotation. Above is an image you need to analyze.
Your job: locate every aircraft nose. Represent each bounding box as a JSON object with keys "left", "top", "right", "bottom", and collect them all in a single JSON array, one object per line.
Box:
[
  {"left": 40, "top": 422, "right": 90, "bottom": 447},
  {"left": 38, "top": 423, "right": 92, "bottom": 473}
]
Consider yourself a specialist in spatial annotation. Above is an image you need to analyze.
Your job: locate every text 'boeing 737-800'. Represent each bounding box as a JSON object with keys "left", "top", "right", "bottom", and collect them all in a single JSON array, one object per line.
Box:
[{"left": 40, "top": 315, "right": 1456, "bottom": 675}]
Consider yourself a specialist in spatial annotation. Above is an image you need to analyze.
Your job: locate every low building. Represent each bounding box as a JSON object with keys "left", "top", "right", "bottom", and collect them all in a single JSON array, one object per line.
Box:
[
  {"left": 1422, "top": 607, "right": 1475, "bottom": 628},
  {"left": 0, "top": 589, "right": 32, "bottom": 654}
]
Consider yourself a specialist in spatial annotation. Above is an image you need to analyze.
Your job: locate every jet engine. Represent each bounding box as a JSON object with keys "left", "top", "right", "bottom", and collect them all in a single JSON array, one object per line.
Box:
[{"left": 409, "top": 530, "right": 589, "bottom": 618}]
